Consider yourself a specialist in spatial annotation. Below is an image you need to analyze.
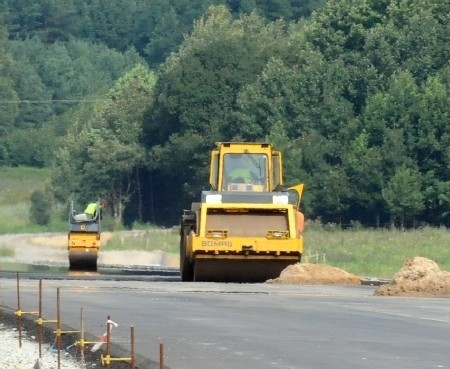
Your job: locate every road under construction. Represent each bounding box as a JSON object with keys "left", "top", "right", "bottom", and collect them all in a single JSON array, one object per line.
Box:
[{"left": 0, "top": 274, "right": 448, "bottom": 369}]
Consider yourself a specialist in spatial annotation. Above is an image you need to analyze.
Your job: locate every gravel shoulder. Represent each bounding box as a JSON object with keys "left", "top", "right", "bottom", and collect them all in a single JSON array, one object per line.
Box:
[{"left": 0, "top": 319, "right": 84, "bottom": 369}]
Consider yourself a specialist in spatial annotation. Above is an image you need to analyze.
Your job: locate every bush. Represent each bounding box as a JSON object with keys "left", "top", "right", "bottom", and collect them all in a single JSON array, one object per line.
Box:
[{"left": 29, "top": 190, "right": 51, "bottom": 225}]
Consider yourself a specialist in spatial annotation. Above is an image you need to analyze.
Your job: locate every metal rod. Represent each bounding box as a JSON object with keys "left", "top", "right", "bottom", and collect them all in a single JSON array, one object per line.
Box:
[
  {"left": 16, "top": 272, "right": 22, "bottom": 348},
  {"left": 160, "top": 343, "right": 164, "bottom": 369},
  {"left": 130, "top": 326, "right": 135, "bottom": 369},
  {"left": 57, "top": 287, "right": 61, "bottom": 369},
  {"left": 106, "top": 315, "right": 111, "bottom": 369},
  {"left": 80, "top": 308, "right": 85, "bottom": 366},
  {"left": 38, "top": 279, "right": 43, "bottom": 358}
]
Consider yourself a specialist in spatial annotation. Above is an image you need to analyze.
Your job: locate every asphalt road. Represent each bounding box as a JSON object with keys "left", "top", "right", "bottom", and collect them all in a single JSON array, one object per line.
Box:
[{"left": 0, "top": 277, "right": 449, "bottom": 369}]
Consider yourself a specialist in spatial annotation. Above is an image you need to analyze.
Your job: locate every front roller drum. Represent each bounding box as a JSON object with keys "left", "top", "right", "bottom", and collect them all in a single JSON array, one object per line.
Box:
[
  {"left": 180, "top": 228, "right": 194, "bottom": 281},
  {"left": 193, "top": 255, "right": 301, "bottom": 283},
  {"left": 69, "top": 250, "right": 98, "bottom": 271}
]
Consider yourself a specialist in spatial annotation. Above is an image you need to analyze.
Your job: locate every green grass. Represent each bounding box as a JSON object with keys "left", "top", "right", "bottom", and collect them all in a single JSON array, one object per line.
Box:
[
  {"left": 0, "top": 262, "right": 28, "bottom": 272},
  {"left": 0, "top": 246, "right": 14, "bottom": 257},
  {"left": 0, "top": 166, "right": 50, "bottom": 205},
  {"left": 0, "top": 262, "right": 67, "bottom": 272},
  {"left": 0, "top": 166, "right": 67, "bottom": 233},
  {"left": 104, "top": 228, "right": 179, "bottom": 254},
  {"left": 304, "top": 224, "right": 450, "bottom": 278}
]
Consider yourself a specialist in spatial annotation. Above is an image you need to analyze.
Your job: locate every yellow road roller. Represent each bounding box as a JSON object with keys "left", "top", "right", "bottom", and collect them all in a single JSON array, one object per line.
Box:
[
  {"left": 180, "top": 142, "right": 304, "bottom": 282},
  {"left": 68, "top": 201, "right": 101, "bottom": 271}
]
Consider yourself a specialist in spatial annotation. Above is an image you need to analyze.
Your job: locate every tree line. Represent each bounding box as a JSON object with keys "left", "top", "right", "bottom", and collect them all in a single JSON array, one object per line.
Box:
[
  {"left": 1, "top": 0, "right": 449, "bottom": 229},
  {"left": 0, "top": 0, "right": 320, "bottom": 165}
]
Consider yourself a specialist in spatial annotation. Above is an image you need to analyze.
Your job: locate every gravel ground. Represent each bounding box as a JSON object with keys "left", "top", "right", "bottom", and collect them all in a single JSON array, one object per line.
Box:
[
  {"left": 1, "top": 310, "right": 141, "bottom": 369},
  {"left": 0, "top": 322, "right": 84, "bottom": 369},
  {"left": 0, "top": 309, "right": 112, "bottom": 369}
]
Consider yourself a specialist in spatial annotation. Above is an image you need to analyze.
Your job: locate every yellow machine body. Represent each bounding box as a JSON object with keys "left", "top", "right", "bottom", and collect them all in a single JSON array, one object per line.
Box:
[
  {"left": 68, "top": 201, "right": 101, "bottom": 271},
  {"left": 68, "top": 232, "right": 100, "bottom": 270},
  {"left": 180, "top": 142, "right": 304, "bottom": 282}
]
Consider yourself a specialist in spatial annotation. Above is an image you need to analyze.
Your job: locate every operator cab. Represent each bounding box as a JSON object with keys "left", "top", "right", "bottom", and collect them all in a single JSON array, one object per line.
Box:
[
  {"left": 222, "top": 153, "right": 268, "bottom": 191},
  {"left": 209, "top": 142, "right": 283, "bottom": 192}
]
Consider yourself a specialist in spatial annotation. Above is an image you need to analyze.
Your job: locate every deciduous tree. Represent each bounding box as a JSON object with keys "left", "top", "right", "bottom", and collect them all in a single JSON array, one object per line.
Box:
[
  {"left": 382, "top": 166, "right": 424, "bottom": 228},
  {"left": 51, "top": 64, "right": 156, "bottom": 226}
]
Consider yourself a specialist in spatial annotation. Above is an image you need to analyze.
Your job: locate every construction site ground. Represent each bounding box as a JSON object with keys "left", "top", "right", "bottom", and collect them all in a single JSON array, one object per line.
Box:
[{"left": 0, "top": 233, "right": 449, "bottom": 297}]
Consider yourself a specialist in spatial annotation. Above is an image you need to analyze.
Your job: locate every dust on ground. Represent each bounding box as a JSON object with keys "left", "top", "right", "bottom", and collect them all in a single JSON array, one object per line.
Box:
[
  {"left": 0, "top": 232, "right": 178, "bottom": 268},
  {"left": 374, "top": 256, "right": 450, "bottom": 297},
  {"left": 99, "top": 249, "right": 178, "bottom": 267}
]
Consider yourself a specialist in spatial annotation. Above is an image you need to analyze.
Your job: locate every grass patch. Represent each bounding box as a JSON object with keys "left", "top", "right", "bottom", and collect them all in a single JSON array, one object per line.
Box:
[
  {"left": 104, "top": 229, "right": 179, "bottom": 254},
  {"left": 0, "top": 166, "right": 50, "bottom": 205},
  {"left": 0, "top": 167, "right": 67, "bottom": 233},
  {"left": 0, "top": 246, "right": 14, "bottom": 257},
  {"left": 0, "top": 262, "right": 63, "bottom": 272},
  {"left": 304, "top": 225, "right": 450, "bottom": 278},
  {"left": 0, "top": 262, "right": 28, "bottom": 272}
]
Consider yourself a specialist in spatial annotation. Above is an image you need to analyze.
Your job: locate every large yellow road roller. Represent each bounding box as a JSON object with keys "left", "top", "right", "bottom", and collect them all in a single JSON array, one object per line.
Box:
[{"left": 180, "top": 142, "right": 304, "bottom": 282}]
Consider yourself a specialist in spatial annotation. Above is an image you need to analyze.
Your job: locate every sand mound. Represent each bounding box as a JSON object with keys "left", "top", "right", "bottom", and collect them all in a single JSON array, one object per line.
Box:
[
  {"left": 267, "top": 263, "right": 361, "bottom": 285},
  {"left": 374, "top": 257, "right": 450, "bottom": 297}
]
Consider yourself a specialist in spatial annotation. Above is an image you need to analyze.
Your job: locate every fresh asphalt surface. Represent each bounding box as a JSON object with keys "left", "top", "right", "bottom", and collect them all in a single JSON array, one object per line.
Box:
[{"left": 0, "top": 276, "right": 449, "bottom": 369}]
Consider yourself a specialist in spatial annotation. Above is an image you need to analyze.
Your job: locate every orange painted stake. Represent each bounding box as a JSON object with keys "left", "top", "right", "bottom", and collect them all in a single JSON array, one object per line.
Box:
[
  {"left": 57, "top": 287, "right": 61, "bottom": 369},
  {"left": 106, "top": 315, "right": 111, "bottom": 369},
  {"left": 131, "top": 326, "right": 135, "bottom": 369},
  {"left": 160, "top": 343, "right": 164, "bottom": 369},
  {"left": 16, "top": 272, "right": 22, "bottom": 348},
  {"left": 15, "top": 273, "right": 39, "bottom": 349},
  {"left": 80, "top": 308, "right": 86, "bottom": 365},
  {"left": 38, "top": 279, "right": 42, "bottom": 358}
]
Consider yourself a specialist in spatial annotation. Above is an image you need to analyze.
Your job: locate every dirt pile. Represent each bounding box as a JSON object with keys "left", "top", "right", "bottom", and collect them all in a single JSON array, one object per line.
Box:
[
  {"left": 267, "top": 263, "right": 361, "bottom": 285},
  {"left": 374, "top": 257, "right": 450, "bottom": 297}
]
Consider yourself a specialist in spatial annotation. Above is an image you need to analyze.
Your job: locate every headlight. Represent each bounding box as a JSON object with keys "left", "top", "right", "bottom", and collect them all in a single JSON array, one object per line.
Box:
[
  {"left": 272, "top": 195, "right": 288, "bottom": 204},
  {"left": 206, "top": 230, "right": 228, "bottom": 238},
  {"left": 205, "top": 194, "right": 222, "bottom": 203},
  {"left": 266, "top": 230, "right": 289, "bottom": 239}
]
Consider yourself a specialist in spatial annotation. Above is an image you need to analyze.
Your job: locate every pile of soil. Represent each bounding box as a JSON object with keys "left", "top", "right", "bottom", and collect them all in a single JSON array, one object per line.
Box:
[
  {"left": 374, "top": 257, "right": 450, "bottom": 297},
  {"left": 267, "top": 262, "right": 361, "bottom": 285}
]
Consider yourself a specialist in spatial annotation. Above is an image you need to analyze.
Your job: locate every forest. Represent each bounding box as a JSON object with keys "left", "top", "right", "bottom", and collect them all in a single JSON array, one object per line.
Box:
[{"left": 0, "top": 0, "right": 449, "bottom": 229}]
